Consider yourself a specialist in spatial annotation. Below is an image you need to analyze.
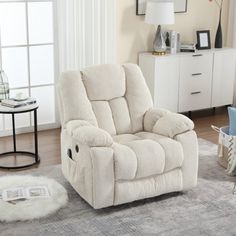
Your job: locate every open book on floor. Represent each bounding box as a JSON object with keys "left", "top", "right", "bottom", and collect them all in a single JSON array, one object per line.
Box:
[{"left": 0, "top": 185, "right": 50, "bottom": 202}]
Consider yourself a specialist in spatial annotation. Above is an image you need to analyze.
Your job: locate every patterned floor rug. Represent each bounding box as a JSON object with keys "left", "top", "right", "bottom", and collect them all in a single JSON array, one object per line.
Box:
[{"left": 0, "top": 139, "right": 236, "bottom": 236}]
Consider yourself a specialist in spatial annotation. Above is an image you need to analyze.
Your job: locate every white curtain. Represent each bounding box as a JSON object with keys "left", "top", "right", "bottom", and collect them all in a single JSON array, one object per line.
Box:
[
  {"left": 56, "top": 0, "right": 116, "bottom": 73},
  {"left": 227, "top": 0, "right": 236, "bottom": 105},
  {"left": 227, "top": 0, "right": 236, "bottom": 47}
]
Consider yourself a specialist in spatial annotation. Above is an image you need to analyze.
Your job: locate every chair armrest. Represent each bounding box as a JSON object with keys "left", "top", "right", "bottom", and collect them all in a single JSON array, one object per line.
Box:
[
  {"left": 66, "top": 120, "right": 92, "bottom": 135},
  {"left": 144, "top": 108, "right": 171, "bottom": 132},
  {"left": 66, "top": 120, "right": 113, "bottom": 147},
  {"left": 153, "top": 113, "right": 194, "bottom": 138}
]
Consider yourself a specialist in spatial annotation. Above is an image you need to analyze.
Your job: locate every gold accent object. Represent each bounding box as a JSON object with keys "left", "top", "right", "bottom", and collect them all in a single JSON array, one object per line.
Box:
[{"left": 152, "top": 51, "right": 166, "bottom": 56}]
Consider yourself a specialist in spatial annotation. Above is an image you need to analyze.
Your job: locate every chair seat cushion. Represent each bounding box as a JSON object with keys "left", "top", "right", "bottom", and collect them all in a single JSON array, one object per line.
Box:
[{"left": 112, "top": 132, "right": 184, "bottom": 181}]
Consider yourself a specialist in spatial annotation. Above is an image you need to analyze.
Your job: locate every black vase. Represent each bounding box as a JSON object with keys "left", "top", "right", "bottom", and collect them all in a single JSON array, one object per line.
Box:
[{"left": 215, "top": 10, "right": 223, "bottom": 48}]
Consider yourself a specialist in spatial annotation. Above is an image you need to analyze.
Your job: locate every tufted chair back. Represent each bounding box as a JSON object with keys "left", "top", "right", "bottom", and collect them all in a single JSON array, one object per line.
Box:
[{"left": 57, "top": 64, "right": 153, "bottom": 135}]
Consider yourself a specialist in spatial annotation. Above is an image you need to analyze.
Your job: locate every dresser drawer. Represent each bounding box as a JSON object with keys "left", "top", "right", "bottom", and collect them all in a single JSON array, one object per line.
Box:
[
  {"left": 179, "top": 53, "right": 213, "bottom": 112},
  {"left": 180, "top": 53, "right": 213, "bottom": 78},
  {"left": 179, "top": 88, "right": 212, "bottom": 112}
]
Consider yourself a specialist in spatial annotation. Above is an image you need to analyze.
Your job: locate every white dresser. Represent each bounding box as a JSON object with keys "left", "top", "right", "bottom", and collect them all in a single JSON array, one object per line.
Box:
[{"left": 139, "top": 48, "right": 236, "bottom": 113}]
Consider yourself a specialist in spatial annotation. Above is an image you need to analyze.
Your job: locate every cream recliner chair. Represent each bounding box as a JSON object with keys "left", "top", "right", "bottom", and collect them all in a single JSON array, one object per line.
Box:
[{"left": 57, "top": 64, "right": 198, "bottom": 209}]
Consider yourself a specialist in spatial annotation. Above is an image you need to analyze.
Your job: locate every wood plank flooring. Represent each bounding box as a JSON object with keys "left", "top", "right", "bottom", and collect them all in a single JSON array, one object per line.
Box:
[
  {"left": 0, "top": 107, "right": 229, "bottom": 173},
  {"left": 0, "top": 129, "right": 61, "bottom": 173},
  {"left": 191, "top": 107, "right": 228, "bottom": 144}
]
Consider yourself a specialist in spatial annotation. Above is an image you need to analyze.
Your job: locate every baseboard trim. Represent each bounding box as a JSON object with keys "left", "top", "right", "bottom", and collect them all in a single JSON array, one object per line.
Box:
[{"left": 0, "top": 123, "right": 61, "bottom": 137}]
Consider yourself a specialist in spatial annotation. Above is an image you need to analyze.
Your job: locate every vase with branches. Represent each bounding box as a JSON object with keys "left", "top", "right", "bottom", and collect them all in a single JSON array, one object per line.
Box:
[{"left": 209, "top": 0, "right": 224, "bottom": 48}]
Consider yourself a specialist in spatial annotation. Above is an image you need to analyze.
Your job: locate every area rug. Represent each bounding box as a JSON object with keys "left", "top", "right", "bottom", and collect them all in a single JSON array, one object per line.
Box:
[
  {"left": 0, "top": 139, "right": 236, "bottom": 236},
  {"left": 0, "top": 175, "right": 68, "bottom": 222}
]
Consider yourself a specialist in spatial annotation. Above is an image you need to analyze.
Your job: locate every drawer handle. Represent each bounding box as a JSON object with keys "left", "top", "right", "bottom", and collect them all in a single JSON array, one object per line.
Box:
[
  {"left": 192, "top": 73, "right": 202, "bottom": 76},
  {"left": 191, "top": 91, "right": 201, "bottom": 95},
  {"left": 192, "top": 54, "right": 203, "bottom": 57}
]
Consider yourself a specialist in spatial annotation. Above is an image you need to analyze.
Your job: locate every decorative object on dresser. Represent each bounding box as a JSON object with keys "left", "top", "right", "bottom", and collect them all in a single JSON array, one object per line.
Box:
[
  {"left": 180, "top": 43, "right": 196, "bottom": 53},
  {"left": 164, "top": 31, "right": 181, "bottom": 54},
  {"left": 209, "top": 0, "right": 223, "bottom": 48},
  {"left": 139, "top": 48, "right": 236, "bottom": 113},
  {"left": 136, "top": 0, "right": 188, "bottom": 15},
  {"left": 0, "top": 70, "right": 9, "bottom": 102},
  {"left": 196, "top": 30, "right": 211, "bottom": 50},
  {"left": 145, "top": 1, "right": 175, "bottom": 55},
  {"left": 57, "top": 63, "right": 198, "bottom": 209}
]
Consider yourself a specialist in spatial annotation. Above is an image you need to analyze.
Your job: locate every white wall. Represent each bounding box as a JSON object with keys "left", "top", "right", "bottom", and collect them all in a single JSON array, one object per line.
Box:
[{"left": 117, "top": 0, "right": 229, "bottom": 64}]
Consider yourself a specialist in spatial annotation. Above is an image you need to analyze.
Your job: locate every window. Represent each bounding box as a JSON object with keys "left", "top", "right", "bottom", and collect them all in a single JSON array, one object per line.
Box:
[{"left": 0, "top": 0, "right": 57, "bottom": 133}]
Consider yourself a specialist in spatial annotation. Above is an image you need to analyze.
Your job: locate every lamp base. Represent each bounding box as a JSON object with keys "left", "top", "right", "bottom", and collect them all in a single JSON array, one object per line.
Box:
[
  {"left": 152, "top": 51, "right": 166, "bottom": 56},
  {"left": 153, "top": 25, "right": 167, "bottom": 55}
]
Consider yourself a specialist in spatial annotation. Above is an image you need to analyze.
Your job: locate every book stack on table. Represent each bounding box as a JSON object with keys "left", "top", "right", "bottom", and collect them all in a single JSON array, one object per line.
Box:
[
  {"left": 180, "top": 43, "right": 196, "bottom": 53},
  {"left": 1, "top": 98, "right": 36, "bottom": 108}
]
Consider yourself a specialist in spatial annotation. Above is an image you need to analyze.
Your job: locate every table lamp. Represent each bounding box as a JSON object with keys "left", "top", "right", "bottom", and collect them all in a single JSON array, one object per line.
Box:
[{"left": 145, "top": 1, "right": 175, "bottom": 55}]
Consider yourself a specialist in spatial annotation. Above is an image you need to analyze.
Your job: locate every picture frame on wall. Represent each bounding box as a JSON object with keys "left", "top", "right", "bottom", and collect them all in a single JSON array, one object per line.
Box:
[
  {"left": 136, "top": 0, "right": 188, "bottom": 15},
  {"left": 196, "top": 30, "right": 211, "bottom": 50}
]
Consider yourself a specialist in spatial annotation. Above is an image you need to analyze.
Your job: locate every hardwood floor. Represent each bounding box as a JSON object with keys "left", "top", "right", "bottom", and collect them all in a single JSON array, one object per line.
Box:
[
  {"left": 0, "top": 129, "right": 61, "bottom": 173},
  {"left": 191, "top": 107, "right": 228, "bottom": 144},
  {"left": 0, "top": 107, "right": 229, "bottom": 173}
]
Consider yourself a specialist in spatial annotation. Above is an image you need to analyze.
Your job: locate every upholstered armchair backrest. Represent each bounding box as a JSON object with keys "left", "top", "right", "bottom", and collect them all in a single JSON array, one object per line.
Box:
[{"left": 57, "top": 64, "right": 153, "bottom": 135}]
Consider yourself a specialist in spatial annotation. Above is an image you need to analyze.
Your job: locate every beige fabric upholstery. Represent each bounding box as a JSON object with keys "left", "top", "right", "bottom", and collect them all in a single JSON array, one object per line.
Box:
[
  {"left": 113, "top": 143, "right": 137, "bottom": 180},
  {"left": 82, "top": 64, "right": 126, "bottom": 101},
  {"left": 113, "top": 134, "right": 141, "bottom": 144},
  {"left": 124, "top": 64, "right": 153, "bottom": 133},
  {"left": 113, "top": 132, "right": 183, "bottom": 181},
  {"left": 91, "top": 101, "right": 117, "bottom": 135},
  {"left": 90, "top": 147, "right": 114, "bottom": 209},
  {"left": 58, "top": 64, "right": 198, "bottom": 209},
  {"left": 66, "top": 120, "right": 113, "bottom": 147},
  {"left": 57, "top": 71, "right": 98, "bottom": 127},
  {"left": 153, "top": 113, "right": 195, "bottom": 138},
  {"left": 144, "top": 108, "right": 171, "bottom": 132},
  {"left": 136, "top": 132, "right": 184, "bottom": 172},
  {"left": 66, "top": 120, "right": 92, "bottom": 135},
  {"left": 126, "top": 140, "right": 165, "bottom": 179},
  {"left": 61, "top": 131, "right": 93, "bottom": 206},
  {"left": 114, "top": 169, "right": 182, "bottom": 205},
  {"left": 72, "top": 126, "right": 113, "bottom": 147},
  {"left": 175, "top": 131, "right": 199, "bottom": 189},
  {"left": 109, "top": 97, "right": 132, "bottom": 134}
]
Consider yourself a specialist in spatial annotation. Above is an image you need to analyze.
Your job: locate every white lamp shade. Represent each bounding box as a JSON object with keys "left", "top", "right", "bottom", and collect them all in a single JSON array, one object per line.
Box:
[{"left": 145, "top": 1, "right": 175, "bottom": 25}]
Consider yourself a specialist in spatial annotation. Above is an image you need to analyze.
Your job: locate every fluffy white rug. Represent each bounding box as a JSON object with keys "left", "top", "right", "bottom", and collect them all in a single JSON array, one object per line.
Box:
[{"left": 0, "top": 175, "right": 68, "bottom": 222}]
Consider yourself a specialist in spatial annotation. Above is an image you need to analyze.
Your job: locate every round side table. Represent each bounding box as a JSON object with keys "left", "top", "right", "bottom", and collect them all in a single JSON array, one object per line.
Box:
[{"left": 0, "top": 104, "right": 40, "bottom": 169}]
